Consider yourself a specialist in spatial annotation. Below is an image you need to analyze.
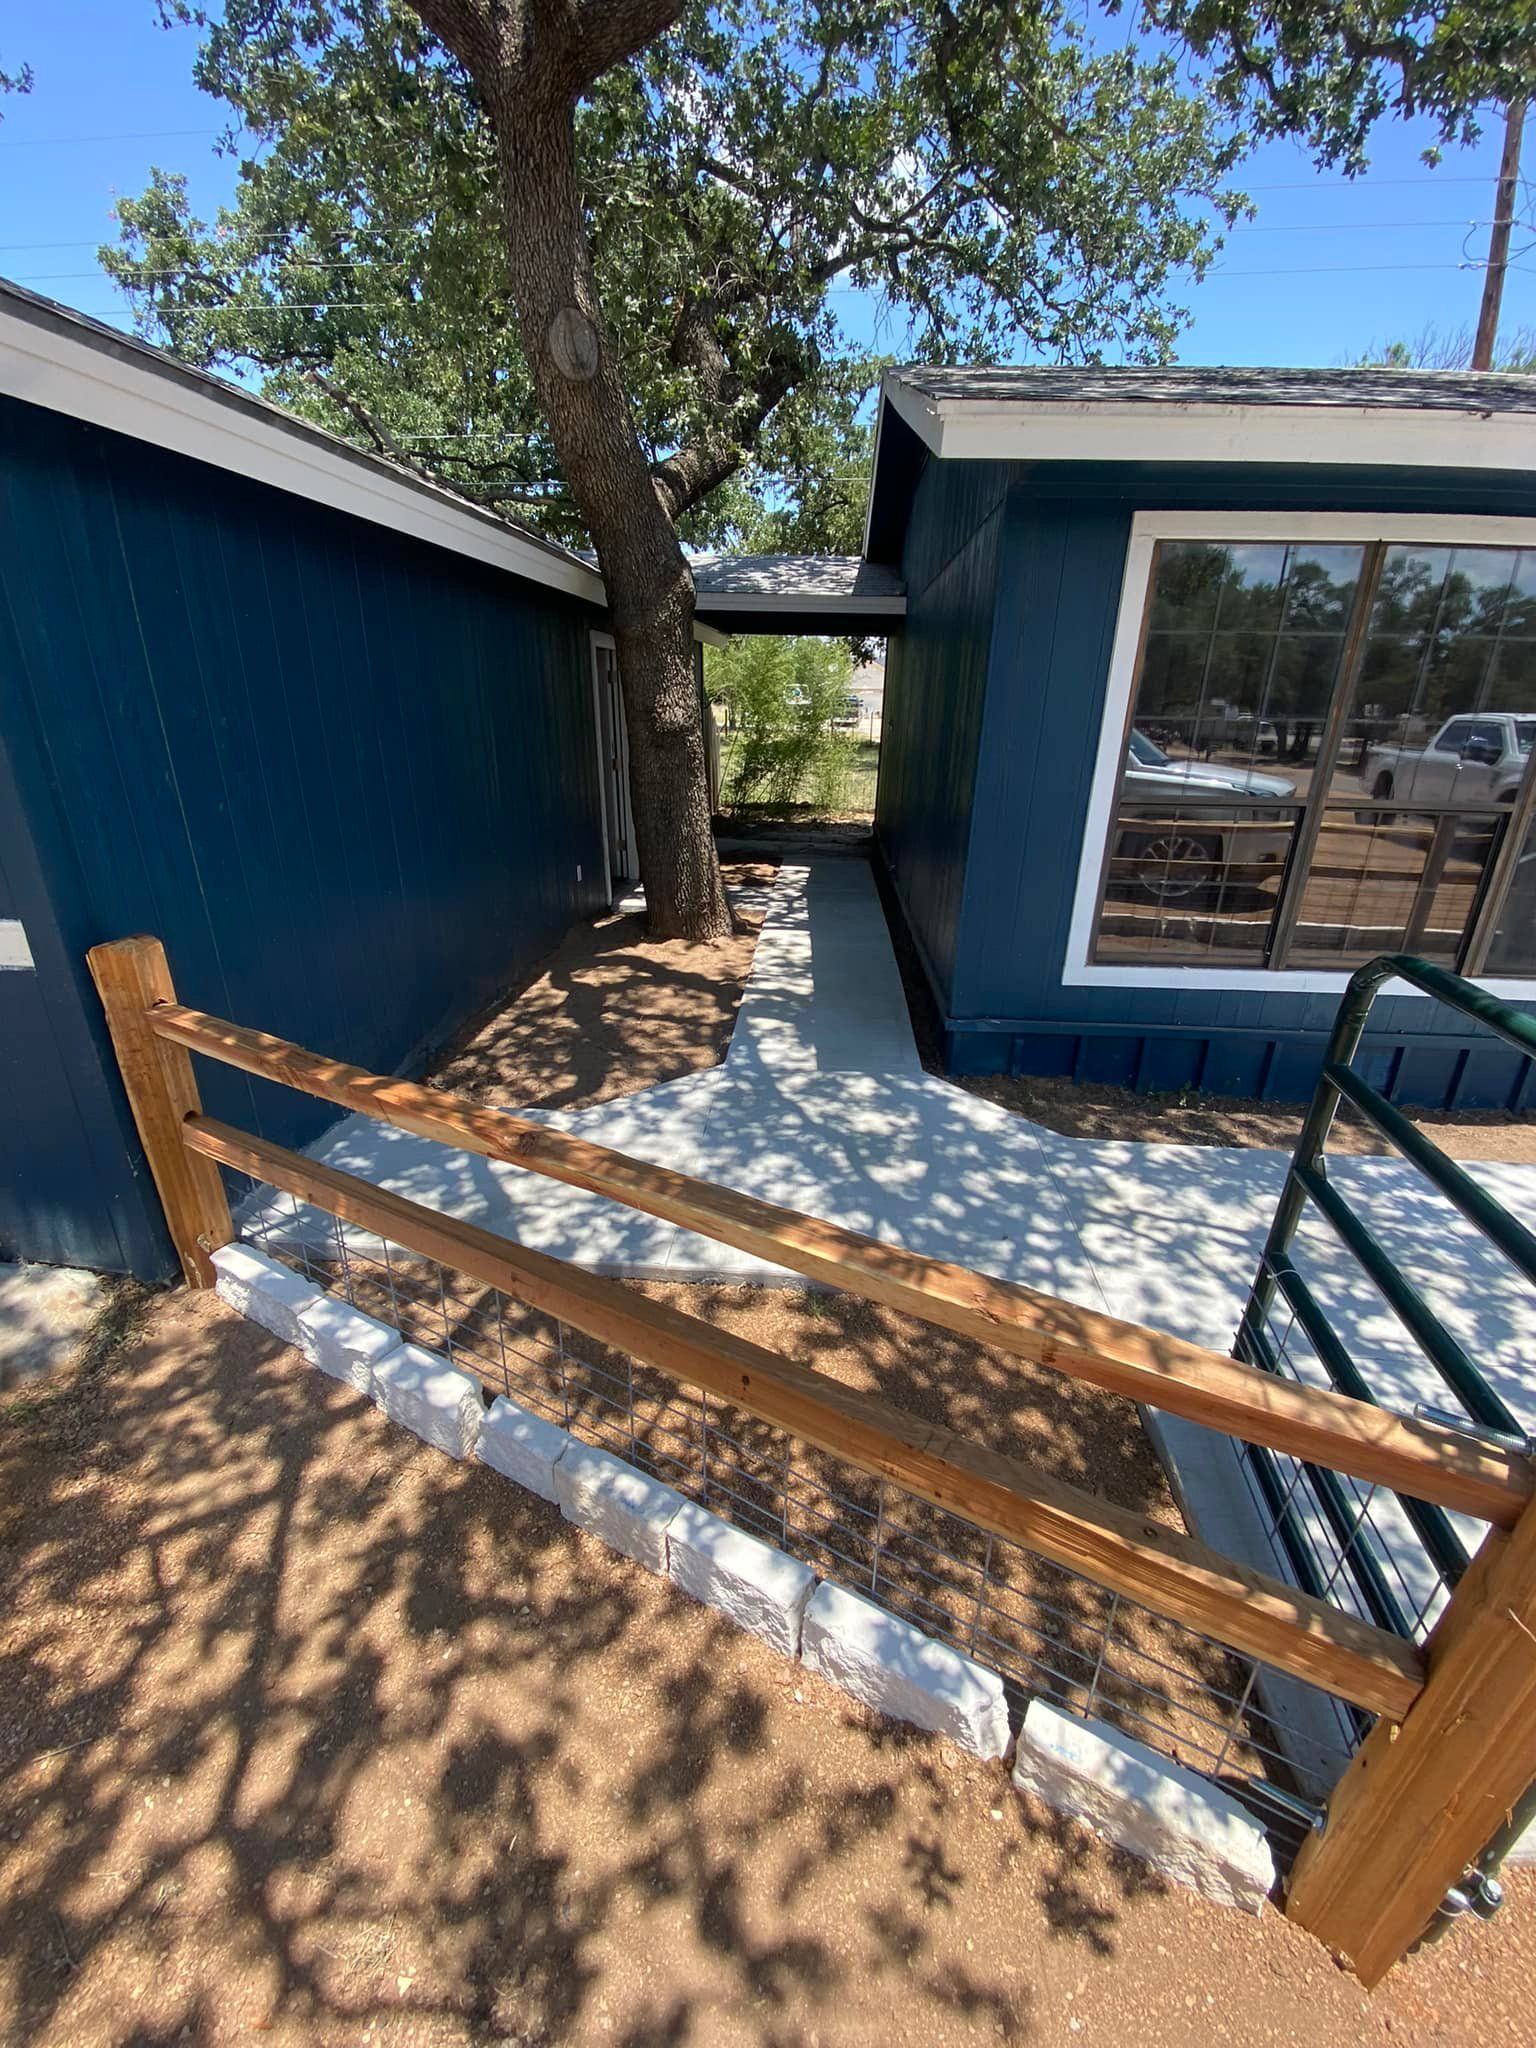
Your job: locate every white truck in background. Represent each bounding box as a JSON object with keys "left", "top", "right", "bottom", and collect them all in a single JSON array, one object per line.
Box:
[{"left": 1360, "top": 712, "right": 1535, "bottom": 809}]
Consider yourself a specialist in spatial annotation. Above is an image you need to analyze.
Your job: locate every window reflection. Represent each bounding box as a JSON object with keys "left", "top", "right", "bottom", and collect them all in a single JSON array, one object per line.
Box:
[
  {"left": 1091, "top": 536, "right": 1536, "bottom": 974},
  {"left": 1483, "top": 810, "right": 1536, "bottom": 977}
]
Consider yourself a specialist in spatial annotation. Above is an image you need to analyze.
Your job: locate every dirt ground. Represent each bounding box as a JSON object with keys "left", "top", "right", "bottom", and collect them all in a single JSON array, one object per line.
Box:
[
  {"left": 3, "top": 1286, "right": 1533, "bottom": 2048},
  {"left": 428, "top": 860, "right": 777, "bottom": 1111},
  {"left": 957, "top": 1070, "right": 1536, "bottom": 1163}
]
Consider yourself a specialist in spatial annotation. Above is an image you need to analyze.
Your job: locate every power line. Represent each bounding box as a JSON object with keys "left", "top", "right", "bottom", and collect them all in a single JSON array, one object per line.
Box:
[
  {"left": 0, "top": 120, "right": 1514, "bottom": 192},
  {"left": 1205, "top": 259, "right": 1489, "bottom": 277},
  {"left": 5, "top": 211, "right": 1504, "bottom": 265},
  {"left": 1236, "top": 172, "right": 1517, "bottom": 192},
  {"left": 1226, "top": 217, "right": 1489, "bottom": 234},
  {"left": 0, "top": 127, "right": 228, "bottom": 146},
  {"left": 16, "top": 261, "right": 409, "bottom": 281}
]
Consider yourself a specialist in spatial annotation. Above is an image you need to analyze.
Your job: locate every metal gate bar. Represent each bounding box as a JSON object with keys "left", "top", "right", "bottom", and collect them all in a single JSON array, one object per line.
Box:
[{"left": 1235, "top": 952, "right": 1536, "bottom": 1642}]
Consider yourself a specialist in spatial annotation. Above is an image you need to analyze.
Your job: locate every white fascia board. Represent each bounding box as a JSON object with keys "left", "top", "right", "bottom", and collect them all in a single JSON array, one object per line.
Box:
[
  {"left": 861, "top": 371, "right": 895, "bottom": 560},
  {"left": 886, "top": 383, "right": 1536, "bottom": 474},
  {"left": 694, "top": 593, "right": 906, "bottom": 616},
  {"left": 0, "top": 301, "right": 606, "bottom": 606},
  {"left": 692, "top": 618, "right": 731, "bottom": 648},
  {"left": 880, "top": 372, "right": 947, "bottom": 456}
]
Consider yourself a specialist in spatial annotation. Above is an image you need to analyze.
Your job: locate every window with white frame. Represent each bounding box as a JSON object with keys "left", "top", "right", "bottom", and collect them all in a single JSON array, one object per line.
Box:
[{"left": 1086, "top": 530, "right": 1536, "bottom": 979}]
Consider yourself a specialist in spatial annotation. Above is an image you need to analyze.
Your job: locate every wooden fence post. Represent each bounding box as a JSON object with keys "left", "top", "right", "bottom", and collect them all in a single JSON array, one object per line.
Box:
[
  {"left": 87, "top": 935, "right": 233, "bottom": 1288},
  {"left": 1285, "top": 1490, "right": 1536, "bottom": 1986}
]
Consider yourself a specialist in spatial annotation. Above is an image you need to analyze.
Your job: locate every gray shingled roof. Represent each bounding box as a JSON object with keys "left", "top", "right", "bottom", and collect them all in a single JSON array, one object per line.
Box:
[
  {"left": 890, "top": 364, "right": 1536, "bottom": 415},
  {"left": 691, "top": 554, "right": 903, "bottom": 603}
]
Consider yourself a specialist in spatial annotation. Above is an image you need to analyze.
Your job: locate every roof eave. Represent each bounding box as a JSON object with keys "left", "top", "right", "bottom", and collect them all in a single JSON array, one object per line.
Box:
[
  {"left": 0, "top": 280, "right": 606, "bottom": 606},
  {"left": 881, "top": 372, "right": 1536, "bottom": 473}
]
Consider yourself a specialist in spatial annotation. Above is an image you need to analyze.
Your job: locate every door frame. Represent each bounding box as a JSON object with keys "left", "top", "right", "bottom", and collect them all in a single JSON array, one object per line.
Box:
[{"left": 589, "top": 630, "right": 638, "bottom": 901}]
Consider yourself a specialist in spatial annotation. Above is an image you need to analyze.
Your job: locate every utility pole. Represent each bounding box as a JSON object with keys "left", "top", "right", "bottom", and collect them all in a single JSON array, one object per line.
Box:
[{"left": 1472, "top": 98, "right": 1527, "bottom": 370}]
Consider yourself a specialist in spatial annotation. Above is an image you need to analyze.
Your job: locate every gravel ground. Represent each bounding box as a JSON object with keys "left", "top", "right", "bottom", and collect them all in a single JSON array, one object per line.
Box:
[
  {"left": 956, "top": 1070, "right": 1536, "bottom": 1164},
  {"left": 2, "top": 1288, "right": 1531, "bottom": 2048},
  {"left": 7, "top": 833, "right": 1531, "bottom": 2042}
]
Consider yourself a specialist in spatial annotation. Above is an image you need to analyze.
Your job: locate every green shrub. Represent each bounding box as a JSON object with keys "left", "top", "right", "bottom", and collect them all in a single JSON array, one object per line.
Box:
[{"left": 706, "top": 636, "right": 856, "bottom": 811}]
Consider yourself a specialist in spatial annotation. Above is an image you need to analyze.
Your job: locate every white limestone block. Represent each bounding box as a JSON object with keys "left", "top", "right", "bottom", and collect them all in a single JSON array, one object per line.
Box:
[
  {"left": 555, "top": 1441, "right": 684, "bottom": 1571},
  {"left": 1011, "top": 1699, "right": 1276, "bottom": 1914},
  {"left": 478, "top": 1396, "right": 571, "bottom": 1503},
  {"left": 666, "top": 1500, "right": 816, "bottom": 1656},
  {"left": 371, "top": 1342, "right": 484, "bottom": 1460},
  {"left": 295, "top": 1295, "right": 402, "bottom": 1396},
  {"left": 799, "top": 1580, "right": 1010, "bottom": 1760},
  {"left": 211, "top": 1243, "right": 321, "bottom": 1348}
]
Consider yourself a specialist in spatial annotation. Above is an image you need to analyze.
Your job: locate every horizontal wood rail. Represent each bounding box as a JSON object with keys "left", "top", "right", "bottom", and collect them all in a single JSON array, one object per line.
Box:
[
  {"left": 185, "top": 1113, "right": 1425, "bottom": 1721},
  {"left": 149, "top": 1001, "right": 1534, "bottom": 1531}
]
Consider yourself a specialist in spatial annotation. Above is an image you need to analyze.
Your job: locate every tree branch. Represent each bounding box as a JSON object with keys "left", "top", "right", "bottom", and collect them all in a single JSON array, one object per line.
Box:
[
  {"left": 301, "top": 368, "right": 422, "bottom": 471},
  {"left": 407, "top": 0, "right": 502, "bottom": 81},
  {"left": 570, "top": 0, "right": 685, "bottom": 86},
  {"left": 651, "top": 349, "right": 800, "bottom": 520}
]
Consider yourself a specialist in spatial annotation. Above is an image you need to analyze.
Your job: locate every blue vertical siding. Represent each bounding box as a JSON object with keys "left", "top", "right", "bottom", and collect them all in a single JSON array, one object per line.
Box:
[
  {"left": 0, "top": 729, "right": 154, "bottom": 1272},
  {"left": 0, "top": 394, "right": 608, "bottom": 1277},
  {"left": 874, "top": 458, "right": 1010, "bottom": 1005},
  {"left": 878, "top": 457, "right": 1536, "bottom": 1105}
]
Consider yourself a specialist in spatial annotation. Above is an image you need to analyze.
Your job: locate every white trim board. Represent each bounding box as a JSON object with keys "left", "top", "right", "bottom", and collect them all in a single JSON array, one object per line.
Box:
[
  {"left": 695, "top": 593, "right": 907, "bottom": 617},
  {"left": 881, "top": 376, "right": 1536, "bottom": 474},
  {"left": 0, "top": 293, "right": 606, "bottom": 606},
  {"left": 1061, "top": 510, "right": 1536, "bottom": 1002}
]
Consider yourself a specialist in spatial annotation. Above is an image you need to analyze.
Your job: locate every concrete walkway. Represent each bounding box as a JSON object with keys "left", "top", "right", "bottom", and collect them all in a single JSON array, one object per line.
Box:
[
  {"left": 252, "top": 857, "right": 1536, "bottom": 1642},
  {"left": 270, "top": 858, "right": 1534, "bottom": 1404}
]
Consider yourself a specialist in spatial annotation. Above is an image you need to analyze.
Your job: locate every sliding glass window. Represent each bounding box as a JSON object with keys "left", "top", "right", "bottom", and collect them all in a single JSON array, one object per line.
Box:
[{"left": 1089, "top": 536, "right": 1536, "bottom": 976}]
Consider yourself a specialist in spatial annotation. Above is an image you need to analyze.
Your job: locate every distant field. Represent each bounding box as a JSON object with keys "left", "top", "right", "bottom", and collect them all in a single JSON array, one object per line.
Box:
[{"left": 845, "top": 740, "right": 880, "bottom": 813}]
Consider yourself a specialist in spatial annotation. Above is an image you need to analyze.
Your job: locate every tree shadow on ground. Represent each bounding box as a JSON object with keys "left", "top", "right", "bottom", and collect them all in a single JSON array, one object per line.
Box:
[
  {"left": 427, "top": 860, "right": 778, "bottom": 1115},
  {"left": 0, "top": 1286, "right": 1197, "bottom": 2048}
]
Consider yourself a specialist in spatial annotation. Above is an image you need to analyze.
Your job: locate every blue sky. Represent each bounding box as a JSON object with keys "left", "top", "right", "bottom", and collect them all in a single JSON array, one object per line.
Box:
[{"left": 1, "top": 2, "right": 1531, "bottom": 371}]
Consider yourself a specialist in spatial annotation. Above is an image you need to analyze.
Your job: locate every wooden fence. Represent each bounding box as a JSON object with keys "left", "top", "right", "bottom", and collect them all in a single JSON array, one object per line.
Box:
[{"left": 89, "top": 933, "right": 1536, "bottom": 1987}]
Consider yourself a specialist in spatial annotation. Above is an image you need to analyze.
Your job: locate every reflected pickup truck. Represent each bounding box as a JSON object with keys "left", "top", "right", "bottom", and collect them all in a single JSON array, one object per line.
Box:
[{"left": 1361, "top": 713, "right": 1535, "bottom": 808}]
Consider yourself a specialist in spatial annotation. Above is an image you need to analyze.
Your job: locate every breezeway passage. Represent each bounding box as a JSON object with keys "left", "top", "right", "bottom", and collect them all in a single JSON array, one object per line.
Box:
[{"left": 238, "top": 854, "right": 1536, "bottom": 1782}]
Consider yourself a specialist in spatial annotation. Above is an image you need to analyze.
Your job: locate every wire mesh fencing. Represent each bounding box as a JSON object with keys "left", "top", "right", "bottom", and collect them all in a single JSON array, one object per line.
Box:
[{"left": 236, "top": 1180, "right": 1360, "bottom": 1860}]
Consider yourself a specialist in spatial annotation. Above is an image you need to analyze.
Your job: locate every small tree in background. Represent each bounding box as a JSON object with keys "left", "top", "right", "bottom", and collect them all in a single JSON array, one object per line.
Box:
[
  {"left": 1354, "top": 326, "right": 1536, "bottom": 373},
  {"left": 707, "top": 638, "right": 855, "bottom": 812}
]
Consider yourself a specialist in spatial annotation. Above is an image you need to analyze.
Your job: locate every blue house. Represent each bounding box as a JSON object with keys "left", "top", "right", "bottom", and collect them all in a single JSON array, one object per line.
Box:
[
  {"left": 0, "top": 282, "right": 638, "bottom": 1279},
  {"left": 8, "top": 282, "right": 1536, "bottom": 1281},
  {"left": 0, "top": 286, "right": 905, "bottom": 1283},
  {"left": 867, "top": 366, "right": 1536, "bottom": 1109}
]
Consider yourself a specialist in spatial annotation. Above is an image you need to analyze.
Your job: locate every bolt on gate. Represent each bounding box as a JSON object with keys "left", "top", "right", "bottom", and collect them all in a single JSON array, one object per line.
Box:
[{"left": 89, "top": 933, "right": 1536, "bottom": 1987}]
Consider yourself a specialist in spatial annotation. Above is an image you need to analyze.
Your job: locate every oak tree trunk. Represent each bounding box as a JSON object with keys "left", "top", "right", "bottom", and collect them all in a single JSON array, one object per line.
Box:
[{"left": 411, "top": 1, "right": 730, "bottom": 941}]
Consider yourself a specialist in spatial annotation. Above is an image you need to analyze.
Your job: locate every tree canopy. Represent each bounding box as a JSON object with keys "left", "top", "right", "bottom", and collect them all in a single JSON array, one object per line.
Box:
[
  {"left": 103, "top": 0, "right": 1536, "bottom": 937},
  {"left": 110, "top": 3, "right": 1533, "bottom": 552},
  {"left": 108, "top": 0, "right": 1263, "bottom": 549}
]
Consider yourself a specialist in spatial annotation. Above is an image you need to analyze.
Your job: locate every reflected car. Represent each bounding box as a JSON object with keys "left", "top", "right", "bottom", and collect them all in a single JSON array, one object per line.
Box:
[
  {"left": 1360, "top": 713, "right": 1535, "bottom": 814},
  {"left": 1115, "top": 729, "right": 1297, "bottom": 903}
]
